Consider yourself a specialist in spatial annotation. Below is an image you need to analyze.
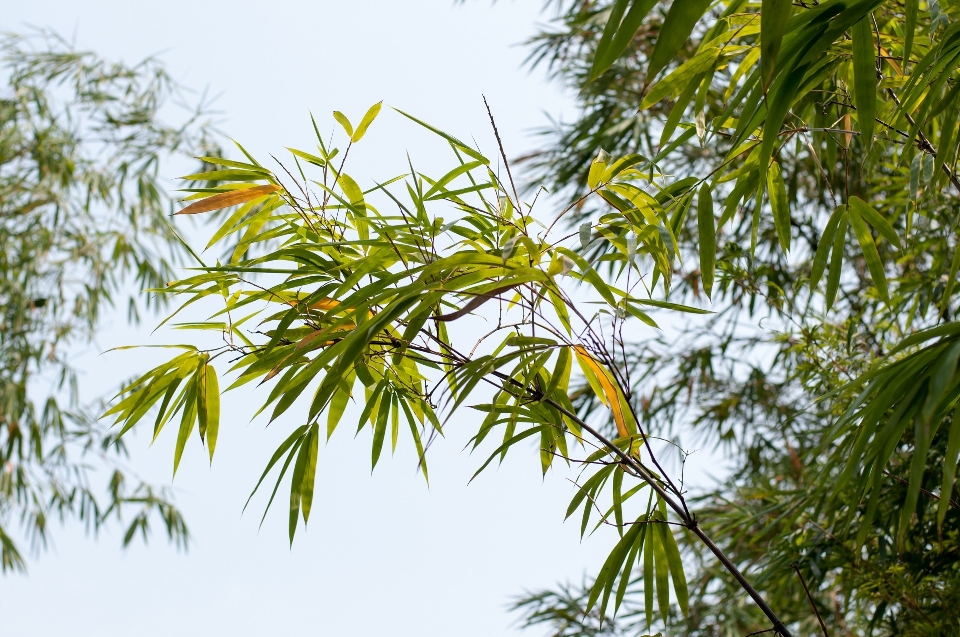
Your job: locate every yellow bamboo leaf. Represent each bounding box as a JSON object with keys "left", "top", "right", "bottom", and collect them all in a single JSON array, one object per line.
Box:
[
  {"left": 176, "top": 184, "right": 280, "bottom": 215},
  {"left": 573, "top": 346, "right": 629, "bottom": 438}
]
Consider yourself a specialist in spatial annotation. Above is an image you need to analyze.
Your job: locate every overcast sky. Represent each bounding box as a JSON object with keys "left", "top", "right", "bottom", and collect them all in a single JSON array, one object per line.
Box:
[{"left": 0, "top": 2, "right": 655, "bottom": 636}]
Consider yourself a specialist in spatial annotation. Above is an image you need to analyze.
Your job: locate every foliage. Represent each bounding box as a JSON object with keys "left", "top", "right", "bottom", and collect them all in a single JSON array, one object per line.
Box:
[
  {"left": 107, "top": 0, "right": 960, "bottom": 634},
  {"left": 0, "top": 30, "right": 215, "bottom": 571},
  {"left": 106, "top": 101, "right": 715, "bottom": 629},
  {"left": 510, "top": 0, "right": 960, "bottom": 635}
]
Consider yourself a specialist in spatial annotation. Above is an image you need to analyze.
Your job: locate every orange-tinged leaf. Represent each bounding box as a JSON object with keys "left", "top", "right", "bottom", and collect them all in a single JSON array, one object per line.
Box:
[
  {"left": 295, "top": 327, "right": 355, "bottom": 350},
  {"left": 309, "top": 298, "right": 341, "bottom": 311},
  {"left": 176, "top": 184, "right": 280, "bottom": 215},
  {"left": 574, "top": 346, "right": 629, "bottom": 438}
]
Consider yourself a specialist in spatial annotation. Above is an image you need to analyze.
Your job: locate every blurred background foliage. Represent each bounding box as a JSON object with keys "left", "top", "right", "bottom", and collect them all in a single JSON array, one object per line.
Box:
[
  {"left": 0, "top": 30, "right": 218, "bottom": 571},
  {"left": 512, "top": 1, "right": 960, "bottom": 635}
]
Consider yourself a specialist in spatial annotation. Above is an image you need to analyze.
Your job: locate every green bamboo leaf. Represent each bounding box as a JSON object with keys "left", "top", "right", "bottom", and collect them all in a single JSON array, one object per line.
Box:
[
  {"left": 640, "top": 48, "right": 720, "bottom": 110},
  {"left": 301, "top": 426, "right": 319, "bottom": 524},
  {"left": 590, "top": 0, "right": 658, "bottom": 81},
  {"left": 848, "top": 202, "right": 890, "bottom": 305},
  {"left": 327, "top": 378, "right": 353, "bottom": 439},
  {"left": 647, "top": 0, "right": 714, "bottom": 82},
  {"left": 826, "top": 214, "right": 848, "bottom": 310},
  {"left": 338, "top": 173, "right": 365, "bottom": 212},
  {"left": 180, "top": 169, "right": 266, "bottom": 182},
  {"left": 243, "top": 424, "right": 310, "bottom": 514},
  {"left": 173, "top": 377, "right": 199, "bottom": 478},
  {"left": 371, "top": 389, "right": 391, "bottom": 470},
  {"left": 580, "top": 222, "right": 592, "bottom": 249},
  {"left": 588, "top": 149, "right": 610, "bottom": 189},
  {"left": 941, "top": 242, "right": 960, "bottom": 316},
  {"left": 289, "top": 429, "right": 311, "bottom": 545},
  {"left": 205, "top": 364, "right": 220, "bottom": 463},
  {"left": 644, "top": 515, "right": 655, "bottom": 627},
  {"left": 767, "top": 161, "right": 791, "bottom": 252},
  {"left": 848, "top": 196, "right": 901, "bottom": 249},
  {"left": 333, "top": 111, "right": 354, "bottom": 138},
  {"left": 697, "top": 183, "right": 715, "bottom": 298},
  {"left": 653, "top": 520, "right": 671, "bottom": 620},
  {"left": 904, "top": 0, "right": 918, "bottom": 71},
  {"left": 471, "top": 426, "right": 547, "bottom": 481},
  {"left": 939, "top": 404, "right": 960, "bottom": 529},
  {"left": 352, "top": 101, "right": 382, "bottom": 142},
  {"left": 761, "top": 0, "right": 793, "bottom": 89},
  {"left": 660, "top": 522, "right": 689, "bottom": 616},
  {"left": 391, "top": 108, "right": 490, "bottom": 164},
  {"left": 852, "top": 17, "right": 877, "bottom": 149},
  {"left": 811, "top": 204, "right": 845, "bottom": 290}
]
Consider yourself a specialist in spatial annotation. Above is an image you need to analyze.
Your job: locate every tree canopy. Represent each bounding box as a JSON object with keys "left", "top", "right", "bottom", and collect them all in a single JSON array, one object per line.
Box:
[{"left": 105, "top": 1, "right": 960, "bottom": 636}]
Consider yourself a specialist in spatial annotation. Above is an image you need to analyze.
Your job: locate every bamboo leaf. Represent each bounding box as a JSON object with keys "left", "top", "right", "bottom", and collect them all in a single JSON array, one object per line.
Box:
[
  {"left": 641, "top": 48, "right": 720, "bottom": 110},
  {"left": 767, "top": 161, "right": 791, "bottom": 252},
  {"left": 574, "top": 347, "right": 630, "bottom": 438},
  {"left": 333, "top": 111, "right": 354, "bottom": 138},
  {"left": 939, "top": 405, "right": 960, "bottom": 528},
  {"left": 300, "top": 426, "right": 319, "bottom": 524},
  {"left": 176, "top": 185, "right": 281, "bottom": 215},
  {"left": 761, "top": 0, "right": 793, "bottom": 89},
  {"left": 849, "top": 196, "right": 900, "bottom": 249},
  {"left": 590, "top": 0, "right": 659, "bottom": 81},
  {"left": 904, "top": 0, "right": 918, "bottom": 71},
  {"left": 852, "top": 17, "right": 877, "bottom": 149},
  {"left": 352, "top": 101, "right": 382, "bottom": 142},
  {"left": 848, "top": 201, "right": 890, "bottom": 305},
  {"left": 811, "top": 205, "right": 845, "bottom": 290},
  {"left": 826, "top": 213, "right": 848, "bottom": 310},
  {"left": 697, "top": 183, "right": 715, "bottom": 298},
  {"left": 647, "top": 0, "right": 714, "bottom": 82},
  {"left": 243, "top": 424, "right": 310, "bottom": 514},
  {"left": 205, "top": 364, "right": 220, "bottom": 463}
]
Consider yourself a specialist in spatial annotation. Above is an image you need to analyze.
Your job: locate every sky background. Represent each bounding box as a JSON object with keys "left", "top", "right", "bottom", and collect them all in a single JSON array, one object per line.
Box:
[{"left": 1, "top": 3, "right": 721, "bottom": 635}]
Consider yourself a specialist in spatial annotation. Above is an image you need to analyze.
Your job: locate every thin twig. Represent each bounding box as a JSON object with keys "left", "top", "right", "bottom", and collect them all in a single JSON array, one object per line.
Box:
[
  {"left": 790, "top": 563, "right": 830, "bottom": 637},
  {"left": 883, "top": 470, "right": 960, "bottom": 511}
]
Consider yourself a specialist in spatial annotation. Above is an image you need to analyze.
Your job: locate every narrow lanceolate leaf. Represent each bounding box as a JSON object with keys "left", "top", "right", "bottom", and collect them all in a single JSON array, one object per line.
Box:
[
  {"left": 173, "top": 377, "right": 199, "bottom": 477},
  {"left": 848, "top": 202, "right": 890, "bottom": 305},
  {"left": 939, "top": 405, "right": 960, "bottom": 529},
  {"left": 589, "top": 0, "right": 658, "bottom": 81},
  {"left": 300, "top": 426, "right": 319, "bottom": 524},
  {"left": 848, "top": 196, "right": 901, "bottom": 249},
  {"left": 352, "top": 101, "right": 382, "bottom": 142},
  {"left": 761, "top": 0, "right": 793, "bottom": 89},
  {"left": 826, "top": 213, "right": 848, "bottom": 310},
  {"left": 660, "top": 522, "right": 689, "bottom": 616},
  {"left": 574, "top": 347, "right": 630, "bottom": 438},
  {"left": 904, "top": 0, "right": 918, "bottom": 71},
  {"left": 289, "top": 429, "right": 311, "bottom": 545},
  {"left": 243, "top": 425, "right": 310, "bottom": 514},
  {"left": 640, "top": 47, "right": 720, "bottom": 110},
  {"left": 204, "top": 364, "right": 220, "bottom": 463},
  {"left": 646, "top": 0, "right": 714, "bottom": 82},
  {"left": 332, "top": 111, "right": 353, "bottom": 138},
  {"left": 852, "top": 17, "right": 877, "bottom": 149},
  {"left": 697, "top": 183, "right": 715, "bottom": 299},
  {"left": 176, "top": 184, "right": 280, "bottom": 215},
  {"left": 811, "top": 205, "right": 846, "bottom": 290},
  {"left": 767, "top": 162, "right": 791, "bottom": 252},
  {"left": 941, "top": 242, "right": 960, "bottom": 316}
]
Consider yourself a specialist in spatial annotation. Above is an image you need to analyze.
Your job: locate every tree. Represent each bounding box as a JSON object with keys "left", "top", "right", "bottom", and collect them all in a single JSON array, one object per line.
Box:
[
  {"left": 512, "top": 1, "right": 960, "bottom": 635},
  {"left": 0, "top": 30, "right": 216, "bottom": 571},
  {"left": 107, "top": 1, "right": 960, "bottom": 636}
]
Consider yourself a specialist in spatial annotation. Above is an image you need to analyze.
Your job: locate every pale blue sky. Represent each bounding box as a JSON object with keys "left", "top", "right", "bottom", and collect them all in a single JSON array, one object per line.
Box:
[{"left": 0, "top": 2, "right": 650, "bottom": 636}]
